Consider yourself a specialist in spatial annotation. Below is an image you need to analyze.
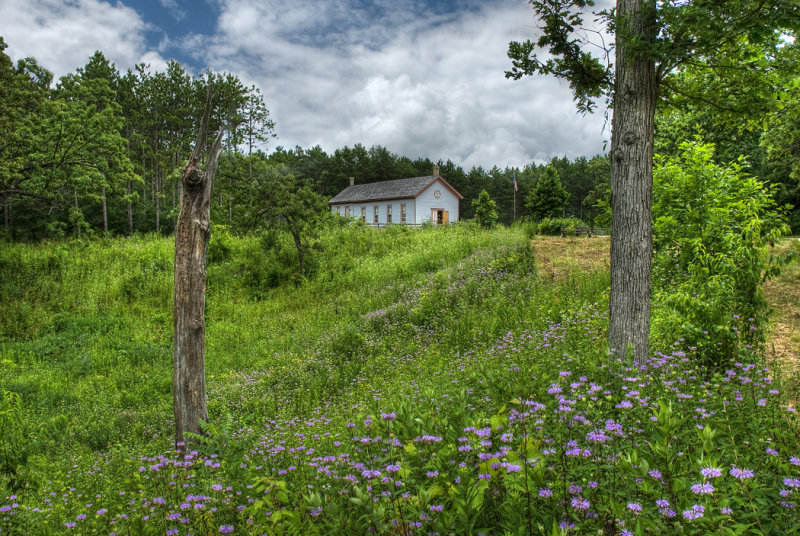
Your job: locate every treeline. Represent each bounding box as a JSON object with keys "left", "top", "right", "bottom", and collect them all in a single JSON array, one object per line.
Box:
[
  {"left": 0, "top": 37, "right": 273, "bottom": 240},
  {"left": 2, "top": 34, "right": 798, "bottom": 240},
  {"left": 0, "top": 35, "right": 613, "bottom": 240},
  {"left": 257, "top": 145, "right": 611, "bottom": 225}
]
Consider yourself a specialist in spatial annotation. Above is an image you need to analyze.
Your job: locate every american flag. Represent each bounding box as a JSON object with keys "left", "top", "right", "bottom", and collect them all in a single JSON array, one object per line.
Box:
[{"left": 513, "top": 171, "right": 518, "bottom": 191}]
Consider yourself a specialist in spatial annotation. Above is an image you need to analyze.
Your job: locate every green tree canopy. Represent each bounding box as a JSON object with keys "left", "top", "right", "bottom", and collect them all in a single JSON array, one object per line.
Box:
[
  {"left": 525, "top": 166, "right": 569, "bottom": 221},
  {"left": 507, "top": 0, "right": 800, "bottom": 364},
  {"left": 471, "top": 190, "right": 498, "bottom": 228},
  {"left": 237, "top": 156, "right": 328, "bottom": 276}
]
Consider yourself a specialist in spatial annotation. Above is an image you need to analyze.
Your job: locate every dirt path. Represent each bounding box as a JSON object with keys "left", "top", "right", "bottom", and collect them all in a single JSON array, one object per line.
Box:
[
  {"left": 531, "top": 235, "right": 610, "bottom": 279},
  {"left": 763, "top": 240, "right": 800, "bottom": 374}
]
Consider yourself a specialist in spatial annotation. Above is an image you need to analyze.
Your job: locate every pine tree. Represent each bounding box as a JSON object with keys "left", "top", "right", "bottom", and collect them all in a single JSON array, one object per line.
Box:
[{"left": 525, "top": 166, "right": 569, "bottom": 220}]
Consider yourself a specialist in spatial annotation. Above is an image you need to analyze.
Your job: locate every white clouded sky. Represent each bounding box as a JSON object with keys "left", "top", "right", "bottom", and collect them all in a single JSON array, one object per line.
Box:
[{"left": 0, "top": 0, "right": 610, "bottom": 169}]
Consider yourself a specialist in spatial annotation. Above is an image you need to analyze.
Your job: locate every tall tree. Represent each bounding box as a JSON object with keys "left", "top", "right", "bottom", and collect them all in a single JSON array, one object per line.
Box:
[
  {"left": 173, "top": 95, "right": 224, "bottom": 449},
  {"left": 239, "top": 157, "right": 328, "bottom": 276},
  {"left": 525, "top": 165, "right": 569, "bottom": 220},
  {"left": 507, "top": 0, "right": 800, "bottom": 364}
]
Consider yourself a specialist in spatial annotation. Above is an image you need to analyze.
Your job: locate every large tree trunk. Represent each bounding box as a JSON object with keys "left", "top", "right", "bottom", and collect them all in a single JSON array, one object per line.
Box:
[
  {"left": 173, "top": 106, "right": 224, "bottom": 449},
  {"left": 609, "top": 0, "right": 657, "bottom": 365}
]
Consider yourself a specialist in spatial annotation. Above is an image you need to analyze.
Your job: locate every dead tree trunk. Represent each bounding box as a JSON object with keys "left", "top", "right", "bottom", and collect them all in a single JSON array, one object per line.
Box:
[{"left": 173, "top": 99, "right": 224, "bottom": 449}]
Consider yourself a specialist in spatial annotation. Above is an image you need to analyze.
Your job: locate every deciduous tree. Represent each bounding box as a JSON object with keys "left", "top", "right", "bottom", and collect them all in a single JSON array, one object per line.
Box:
[
  {"left": 507, "top": 0, "right": 800, "bottom": 363},
  {"left": 240, "top": 158, "right": 328, "bottom": 277}
]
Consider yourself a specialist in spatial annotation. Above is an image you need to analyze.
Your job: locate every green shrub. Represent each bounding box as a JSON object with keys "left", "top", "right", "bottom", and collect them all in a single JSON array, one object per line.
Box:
[
  {"left": 472, "top": 190, "right": 498, "bottom": 228},
  {"left": 521, "top": 219, "right": 538, "bottom": 240},
  {"left": 537, "top": 216, "right": 585, "bottom": 235},
  {"left": 652, "top": 140, "right": 790, "bottom": 364},
  {"left": 208, "top": 224, "right": 234, "bottom": 263}
]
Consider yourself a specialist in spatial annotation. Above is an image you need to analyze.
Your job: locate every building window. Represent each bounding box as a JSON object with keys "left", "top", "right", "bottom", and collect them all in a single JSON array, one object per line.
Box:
[
  {"left": 374, "top": 205, "right": 379, "bottom": 224},
  {"left": 361, "top": 206, "right": 366, "bottom": 221},
  {"left": 386, "top": 204, "right": 392, "bottom": 223},
  {"left": 401, "top": 203, "right": 407, "bottom": 224},
  {"left": 344, "top": 205, "right": 350, "bottom": 217}
]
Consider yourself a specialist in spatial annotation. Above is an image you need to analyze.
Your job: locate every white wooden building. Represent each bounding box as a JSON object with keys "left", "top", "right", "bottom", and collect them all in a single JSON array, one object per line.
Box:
[{"left": 329, "top": 166, "right": 463, "bottom": 226}]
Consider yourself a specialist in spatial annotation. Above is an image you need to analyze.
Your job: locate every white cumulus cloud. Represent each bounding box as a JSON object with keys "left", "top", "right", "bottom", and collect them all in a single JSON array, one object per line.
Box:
[
  {"left": 189, "top": 0, "right": 608, "bottom": 168},
  {"left": 0, "top": 0, "right": 152, "bottom": 77}
]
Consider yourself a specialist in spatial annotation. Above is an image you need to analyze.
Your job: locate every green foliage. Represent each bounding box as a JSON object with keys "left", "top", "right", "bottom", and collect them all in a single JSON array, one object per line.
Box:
[
  {"left": 2, "top": 228, "right": 800, "bottom": 534},
  {"left": 471, "top": 189, "right": 498, "bottom": 228},
  {"left": 0, "top": 390, "right": 26, "bottom": 492},
  {"left": 536, "top": 216, "right": 585, "bottom": 236},
  {"left": 0, "top": 391, "right": 66, "bottom": 494},
  {"left": 525, "top": 166, "right": 570, "bottom": 221},
  {"left": 652, "top": 140, "right": 790, "bottom": 363},
  {"left": 234, "top": 158, "right": 329, "bottom": 277},
  {"left": 521, "top": 219, "right": 538, "bottom": 240},
  {"left": 505, "top": 0, "right": 612, "bottom": 113}
]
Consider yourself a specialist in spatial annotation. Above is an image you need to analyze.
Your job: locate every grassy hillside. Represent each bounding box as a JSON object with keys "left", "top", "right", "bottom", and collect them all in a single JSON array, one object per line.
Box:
[{"left": 1, "top": 227, "right": 799, "bottom": 535}]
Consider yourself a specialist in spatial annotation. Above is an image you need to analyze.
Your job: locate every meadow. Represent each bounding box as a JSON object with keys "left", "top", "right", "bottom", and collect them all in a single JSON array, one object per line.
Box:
[{"left": 1, "top": 223, "right": 799, "bottom": 535}]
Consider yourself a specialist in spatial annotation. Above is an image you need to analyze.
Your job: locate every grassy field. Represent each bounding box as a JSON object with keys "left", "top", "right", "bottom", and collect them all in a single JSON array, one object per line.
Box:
[{"left": 1, "top": 226, "right": 799, "bottom": 535}]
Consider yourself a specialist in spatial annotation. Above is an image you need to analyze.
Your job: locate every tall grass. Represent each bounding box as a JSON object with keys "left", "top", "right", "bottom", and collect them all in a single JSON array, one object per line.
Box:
[
  {"left": 3, "top": 226, "right": 798, "bottom": 535},
  {"left": 0, "top": 223, "right": 526, "bottom": 454}
]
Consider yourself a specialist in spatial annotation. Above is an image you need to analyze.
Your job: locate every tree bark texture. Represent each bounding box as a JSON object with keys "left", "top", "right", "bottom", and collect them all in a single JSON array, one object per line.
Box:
[
  {"left": 609, "top": 0, "right": 657, "bottom": 365},
  {"left": 173, "top": 114, "right": 223, "bottom": 448}
]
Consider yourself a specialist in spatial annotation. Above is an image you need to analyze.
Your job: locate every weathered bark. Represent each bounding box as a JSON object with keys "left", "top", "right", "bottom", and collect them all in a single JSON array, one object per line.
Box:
[
  {"left": 609, "top": 0, "right": 657, "bottom": 365},
  {"left": 173, "top": 101, "right": 224, "bottom": 448}
]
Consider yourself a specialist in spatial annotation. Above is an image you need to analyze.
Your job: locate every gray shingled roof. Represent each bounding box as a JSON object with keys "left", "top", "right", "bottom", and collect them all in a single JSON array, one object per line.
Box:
[{"left": 329, "top": 176, "right": 439, "bottom": 204}]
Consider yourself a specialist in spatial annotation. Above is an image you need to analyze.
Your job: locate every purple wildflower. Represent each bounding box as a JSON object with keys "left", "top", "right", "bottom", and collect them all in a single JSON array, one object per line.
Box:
[
  {"left": 571, "top": 497, "right": 590, "bottom": 510},
  {"left": 700, "top": 467, "right": 722, "bottom": 479},
  {"left": 730, "top": 466, "right": 755, "bottom": 480},
  {"left": 691, "top": 482, "right": 714, "bottom": 495},
  {"left": 682, "top": 504, "right": 705, "bottom": 521}
]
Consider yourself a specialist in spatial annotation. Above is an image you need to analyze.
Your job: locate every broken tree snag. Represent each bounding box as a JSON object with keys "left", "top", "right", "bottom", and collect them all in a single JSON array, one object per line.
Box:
[{"left": 173, "top": 97, "right": 224, "bottom": 449}]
